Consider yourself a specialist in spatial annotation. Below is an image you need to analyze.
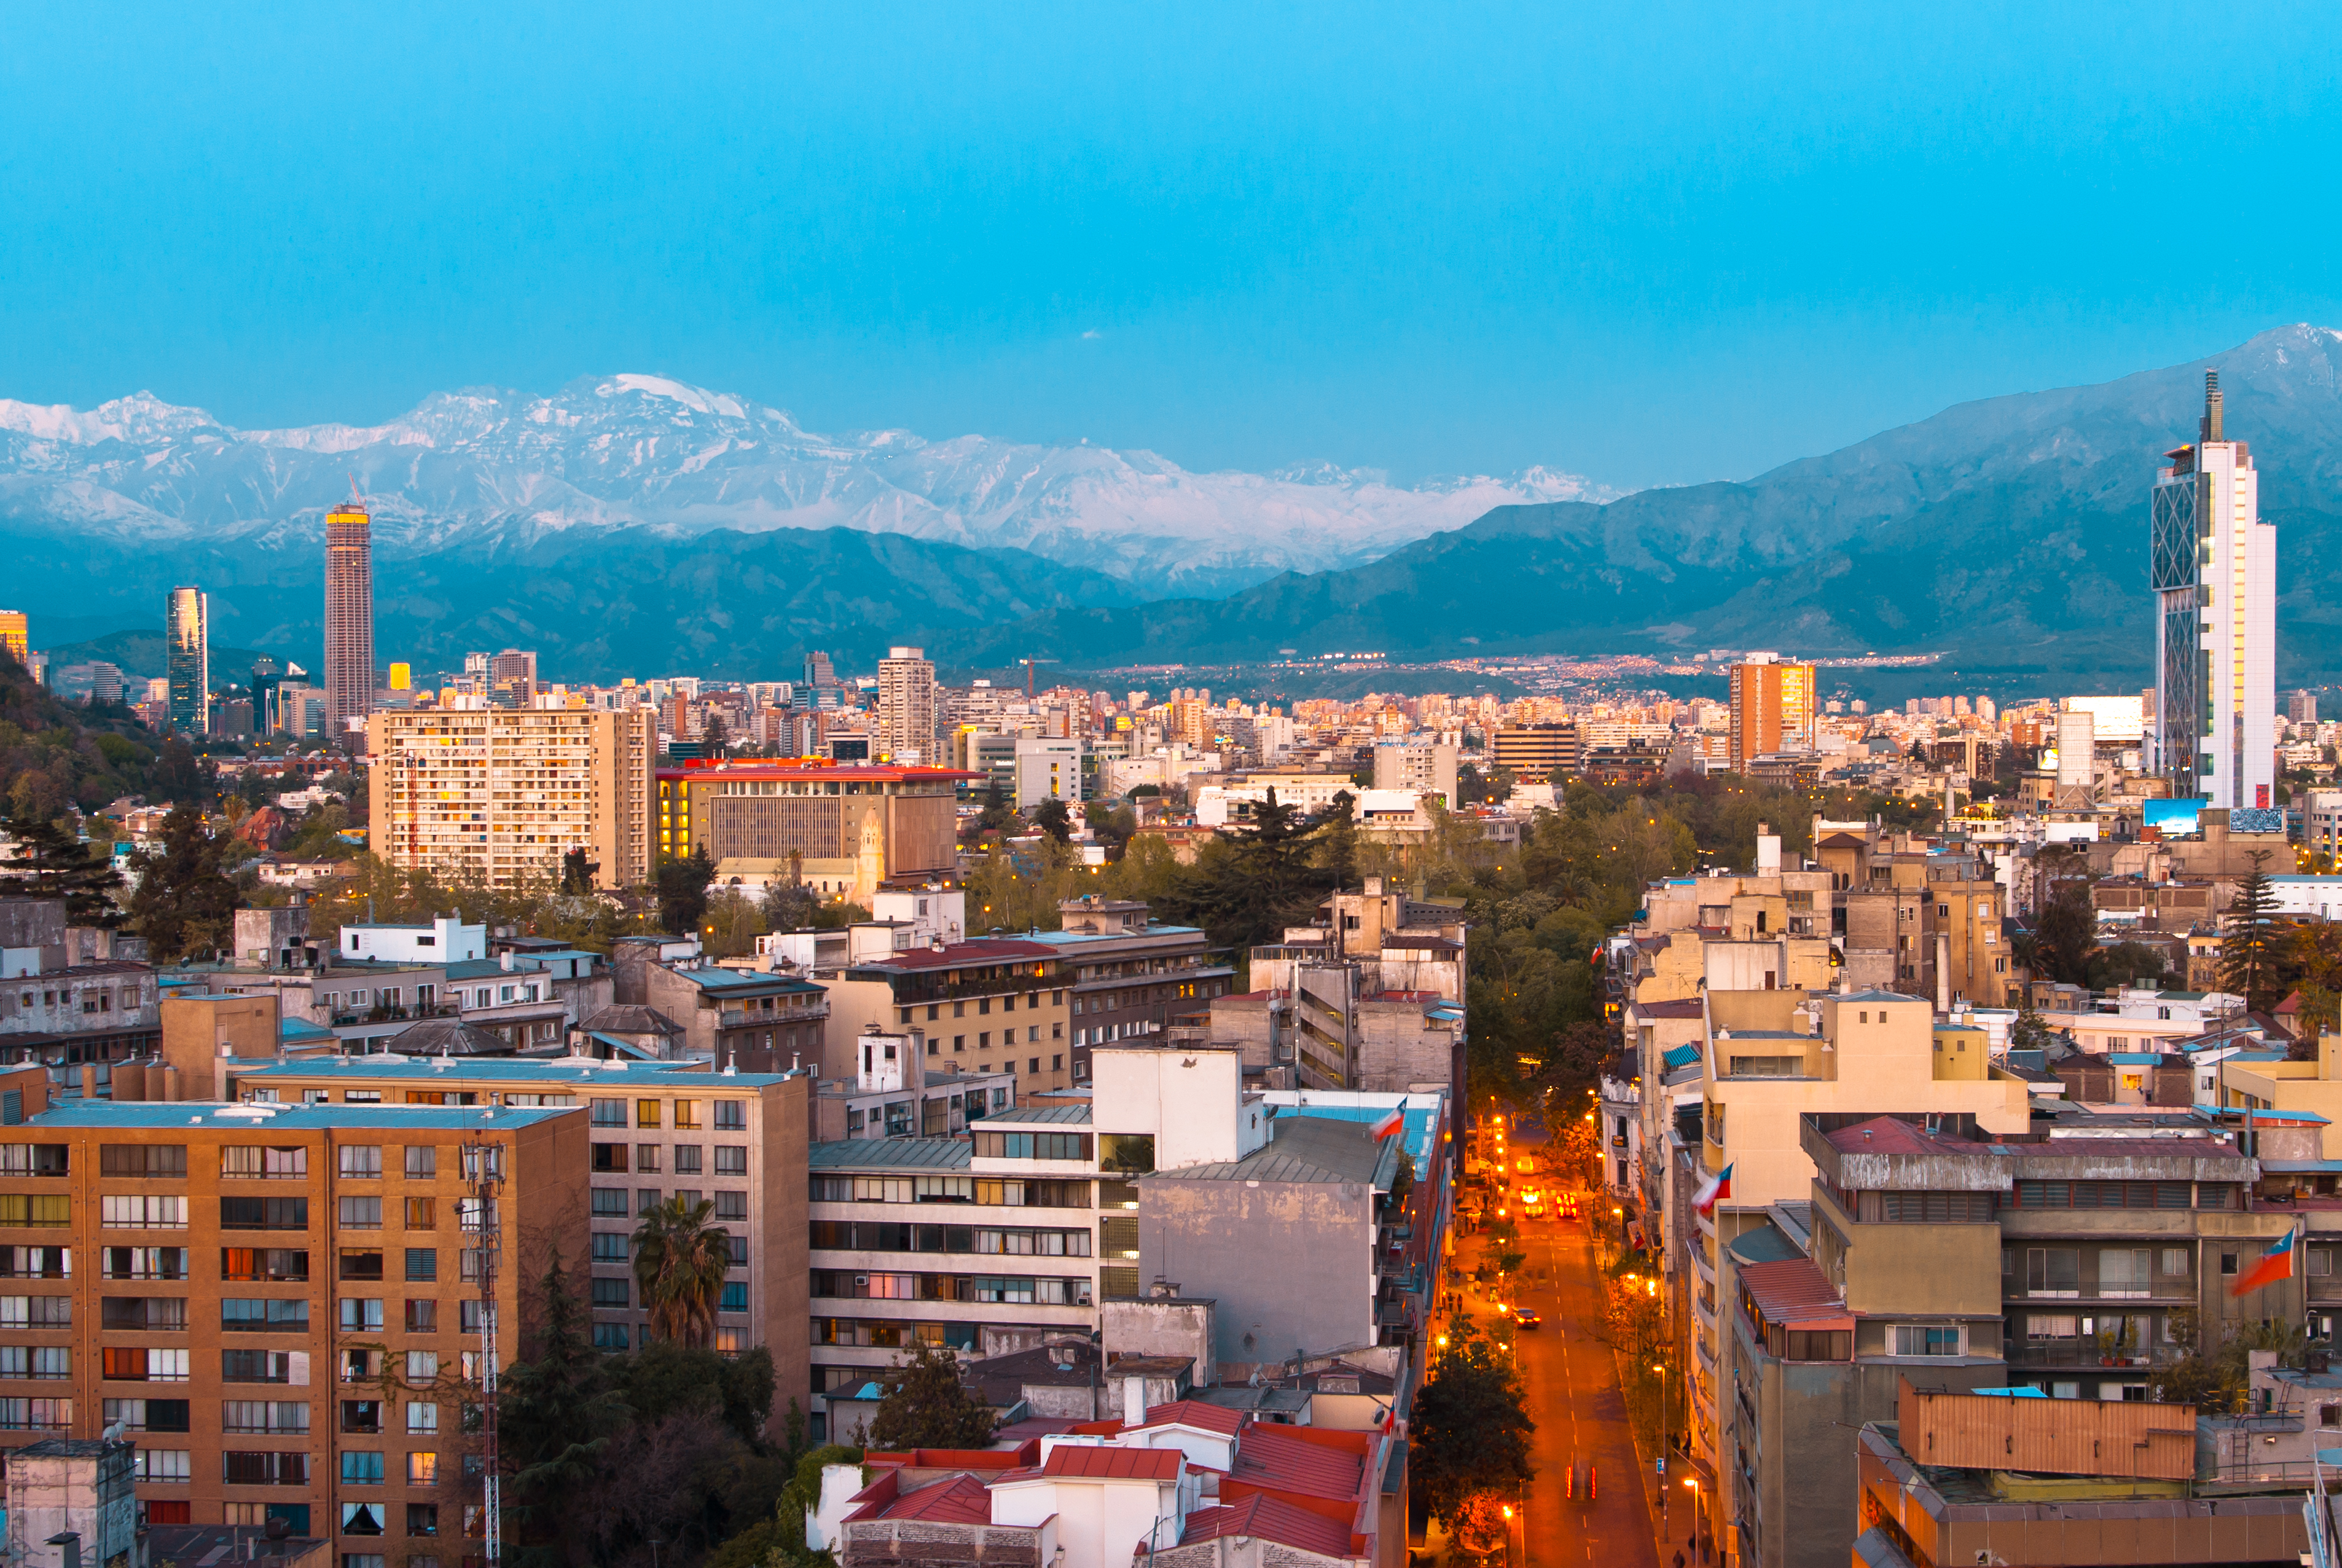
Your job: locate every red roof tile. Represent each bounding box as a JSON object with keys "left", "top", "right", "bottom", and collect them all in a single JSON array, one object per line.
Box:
[
  {"left": 1176, "top": 1494, "right": 1357, "bottom": 1559},
  {"left": 1737, "top": 1256, "right": 1851, "bottom": 1331},
  {"left": 1142, "top": 1400, "right": 1245, "bottom": 1437},
  {"left": 1043, "top": 1446, "right": 1183, "bottom": 1481},
  {"left": 1225, "top": 1424, "right": 1368, "bottom": 1504},
  {"left": 881, "top": 1475, "right": 993, "bottom": 1525}
]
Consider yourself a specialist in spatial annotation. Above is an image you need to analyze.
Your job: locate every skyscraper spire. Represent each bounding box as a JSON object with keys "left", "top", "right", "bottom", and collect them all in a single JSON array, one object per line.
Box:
[{"left": 2153, "top": 365, "right": 2273, "bottom": 811}]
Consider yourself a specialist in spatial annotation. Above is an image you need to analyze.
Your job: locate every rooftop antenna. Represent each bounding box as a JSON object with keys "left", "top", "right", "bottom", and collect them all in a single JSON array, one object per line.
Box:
[
  {"left": 2203, "top": 370, "right": 2223, "bottom": 444},
  {"left": 463, "top": 1132, "right": 506, "bottom": 1567}
]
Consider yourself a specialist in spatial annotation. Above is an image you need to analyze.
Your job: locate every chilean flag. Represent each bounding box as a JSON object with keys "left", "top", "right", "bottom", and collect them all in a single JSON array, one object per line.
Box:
[
  {"left": 1694, "top": 1163, "right": 1733, "bottom": 1217},
  {"left": 2231, "top": 1229, "right": 2298, "bottom": 1297},
  {"left": 1370, "top": 1108, "right": 1406, "bottom": 1140}
]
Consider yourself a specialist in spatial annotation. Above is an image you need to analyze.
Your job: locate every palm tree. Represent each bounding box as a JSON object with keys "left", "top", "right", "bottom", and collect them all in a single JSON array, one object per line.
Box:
[{"left": 631, "top": 1196, "right": 731, "bottom": 1348}]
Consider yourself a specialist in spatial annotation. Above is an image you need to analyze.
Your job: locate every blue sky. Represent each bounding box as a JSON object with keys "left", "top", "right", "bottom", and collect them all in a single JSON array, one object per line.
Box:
[{"left": 4, "top": 2, "right": 2340, "bottom": 490}]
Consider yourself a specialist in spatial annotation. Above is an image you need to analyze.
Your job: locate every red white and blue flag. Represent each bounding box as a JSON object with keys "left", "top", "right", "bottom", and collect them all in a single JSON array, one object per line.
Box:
[
  {"left": 1694, "top": 1163, "right": 1733, "bottom": 1217},
  {"left": 2231, "top": 1228, "right": 2298, "bottom": 1297},
  {"left": 1369, "top": 1107, "right": 1406, "bottom": 1140}
]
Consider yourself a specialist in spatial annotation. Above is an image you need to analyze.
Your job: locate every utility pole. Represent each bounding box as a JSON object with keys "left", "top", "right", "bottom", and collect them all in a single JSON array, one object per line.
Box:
[{"left": 466, "top": 1134, "right": 506, "bottom": 1565}]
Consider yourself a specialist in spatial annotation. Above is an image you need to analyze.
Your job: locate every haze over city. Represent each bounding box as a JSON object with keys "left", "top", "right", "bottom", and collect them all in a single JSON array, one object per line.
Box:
[{"left": 5, "top": 11, "right": 2342, "bottom": 1568}]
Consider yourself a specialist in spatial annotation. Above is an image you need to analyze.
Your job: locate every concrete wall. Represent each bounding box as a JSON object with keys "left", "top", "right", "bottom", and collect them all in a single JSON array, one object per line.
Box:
[
  {"left": 1138, "top": 1178, "right": 1375, "bottom": 1366},
  {"left": 1355, "top": 1003, "right": 1451, "bottom": 1094},
  {"left": 1102, "top": 1298, "right": 1218, "bottom": 1384}
]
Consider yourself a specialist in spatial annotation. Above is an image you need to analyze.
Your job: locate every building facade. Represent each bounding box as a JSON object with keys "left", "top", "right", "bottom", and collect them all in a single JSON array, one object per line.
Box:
[
  {"left": 2153, "top": 370, "right": 2276, "bottom": 809},
  {"left": 876, "top": 648, "right": 938, "bottom": 766},
  {"left": 368, "top": 706, "right": 655, "bottom": 890},
  {"left": 1728, "top": 657, "right": 1817, "bottom": 770},
  {"left": 654, "top": 760, "right": 970, "bottom": 888},
  {"left": 165, "top": 587, "right": 208, "bottom": 736},
  {"left": 323, "top": 503, "right": 374, "bottom": 743},
  {"left": 0, "top": 1083, "right": 585, "bottom": 1561}
]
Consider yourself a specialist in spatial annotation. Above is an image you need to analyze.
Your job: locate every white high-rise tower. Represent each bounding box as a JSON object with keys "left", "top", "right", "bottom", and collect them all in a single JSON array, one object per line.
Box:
[{"left": 2152, "top": 370, "right": 2276, "bottom": 810}]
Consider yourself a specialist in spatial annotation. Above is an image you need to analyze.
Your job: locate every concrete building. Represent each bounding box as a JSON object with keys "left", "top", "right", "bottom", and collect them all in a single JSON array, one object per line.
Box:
[
  {"left": 1030, "top": 898, "right": 1235, "bottom": 1085},
  {"left": 0, "top": 899, "right": 160, "bottom": 1071},
  {"left": 655, "top": 759, "right": 971, "bottom": 891},
  {"left": 807, "top": 1110, "right": 1103, "bottom": 1440},
  {"left": 610, "top": 951, "right": 829, "bottom": 1071},
  {"left": 224, "top": 1053, "right": 812, "bottom": 1406},
  {"left": 1014, "top": 737, "right": 1084, "bottom": 810},
  {"left": 368, "top": 705, "right": 655, "bottom": 890},
  {"left": 1685, "top": 987, "right": 2034, "bottom": 1556},
  {"left": 1243, "top": 881, "right": 1466, "bottom": 1093},
  {"left": 2153, "top": 371, "right": 2276, "bottom": 810},
  {"left": 164, "top": 586, "right": 208, "bottom": 736},
  {"left": 1728, "top": 657, "right": 1816, "bottom": 771},
  {"left": 322, "top": 501, "right": 374, "bottom": 743},
  {"left": 1855, "top": 1384, "right": 2304, "bottom": 1568},
  {"left": 876, "top": 647, "right": 938, "bottom": 765},
  {"left": 1369, "top": 740, "right": 1459, "bottom": 803},
  {"left": 0, "top": 1080, "right": 584, "bottom": 1560},
  {"left": 1490, "top": 723, "right": 1580, "bottom": 782},
  {"left": 821, "top": 939, "right": 1074, "bottom": 1096}
]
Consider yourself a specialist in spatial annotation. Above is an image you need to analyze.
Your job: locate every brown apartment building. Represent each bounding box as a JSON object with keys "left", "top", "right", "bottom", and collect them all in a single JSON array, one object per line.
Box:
[
  {"left": 653, "top": 759, "right": 973, "bottom": 885},
  {"left": 0, "top": 1071, "right": 586, "bottom": 1563},
  {"left": 225, "top": 1056, "right": 813, "bottom": 1409},
  {"left": 823, "top": 939, "right": 1075, "bottom": 1097}
]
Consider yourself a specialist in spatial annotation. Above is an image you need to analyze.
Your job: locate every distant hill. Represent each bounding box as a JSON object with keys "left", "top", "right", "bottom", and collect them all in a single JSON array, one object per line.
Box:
[
  {"left": 42, "top": 631, "right": 278, "bottom": 686},
  {"left": 938, "top": 324, "right": 2342, "bottom": 688},
  {"left": 9, "top": 325, "right": 2341, "bottom": 689}
]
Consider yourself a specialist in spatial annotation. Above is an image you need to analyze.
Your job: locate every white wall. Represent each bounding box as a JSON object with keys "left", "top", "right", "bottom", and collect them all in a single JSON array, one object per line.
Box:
[
  {"left": 1091, "top": 1046, "right": 1250, "bottom": 1170},
  {"left": 342, "top": 915, "right": 485, "bottom": 964}
]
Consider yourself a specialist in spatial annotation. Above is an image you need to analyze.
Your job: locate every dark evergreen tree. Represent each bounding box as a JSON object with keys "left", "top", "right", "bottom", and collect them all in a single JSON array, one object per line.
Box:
[
  {"left": 559, "top": 847, "right": 597, "bottom": 895},
  {"left": 866, "top": 1342, "right": 997, "bottom": 1450},
  {"left": 976, "top": 777, "right": 1016, "bottom": 833},
  {"left": 2222, "top": 850, "right": 2285, "bottom": 1012},
  {"left": 0, "top": 813, "right": 125, "bottom": 925},
  {"left": 1031, "top": 797, "right": 1073, "bottom": 843},
  {"left": 2035, "top": 879, "right": 2097, "bottom": 984},
  {"left": 655, "top": 844, "right": 717, "bottom": 936},
  {"left": 501, "top": 1252, "right": 624, "bottom": 1567},
  {"left": 123, "top": 802, "right": 238, "bottom": 962}
]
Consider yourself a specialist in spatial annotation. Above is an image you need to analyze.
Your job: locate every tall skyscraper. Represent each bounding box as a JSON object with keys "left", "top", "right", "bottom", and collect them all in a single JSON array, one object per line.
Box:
[
  {"left": 876, "top": 646, "right": 937, "bottom": 764},
  {"left": 1726, "top": 655, "right": 1817, "bottom": 770},
  {"left": 164, "top": 586, "right": 210, "bottom": 734},
  {"left": 323, "top": 500, "right": 375, "bottom": 742},
  {"left": 0, "top": 610, "right": 26, "bottom": 667},
  {"left": 2153, "top": 370, "right": 2276, "bottom": 810}
]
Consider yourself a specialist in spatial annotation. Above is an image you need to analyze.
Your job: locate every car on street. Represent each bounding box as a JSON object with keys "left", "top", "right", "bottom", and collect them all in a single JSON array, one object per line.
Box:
[{"left": 1513, "top": 1307, "right": 1542, "bottom": 1329}]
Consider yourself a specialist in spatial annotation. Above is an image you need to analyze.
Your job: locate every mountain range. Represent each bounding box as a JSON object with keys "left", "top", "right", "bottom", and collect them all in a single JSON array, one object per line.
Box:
[{"left": 4, "top": 326, "right": 2339, "bottom": 691}]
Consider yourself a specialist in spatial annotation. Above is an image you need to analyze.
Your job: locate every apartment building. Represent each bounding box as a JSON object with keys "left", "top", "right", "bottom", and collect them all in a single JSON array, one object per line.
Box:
[
  {"left": 1490, "top": 723, "right": 1580, "bottom": 782},
  {"left": 0, "top": 1079, "right": 585, "bottom": 1563},
  {"left": 875, "top": 648, "right": 938, "bottom": 766},
  {"left": 1684, "top": 987, "right": 2032, "bottom": 1558},
  {"left": 1028, "top": 898, "right": 1234, "bottom": 1084},
  {"left": 1716, "top": 1110, "right": 2281, "bottom": 1568},
  {"left": 223, "top": 1056, "right": 812, "bottom": 1406},
  {"left": 1838, "top": 842, "right": 2011, "bottom": 1006},
  {"left": 367, "top": 705, "right": 655, "bottom": 890},
  {"left": 1727, "top": 657, "right": 1816, "bottom": 770},
  {"left": 1244, "top": 882, "right": 1467, "bottom": 1092},
  {"left": 807, "top": 1107, "right": 1106, "bottom": 1441},
  {"left": 610, "top": 951, "right": 829, "bottom": 1071},
  {"left": 654, "top": 759, "right": 971, "bottom": 887},
  {"left": 0, "top": 897, "right": 159, "bottom": 1068},
  {"left": 822, "top": 939, "right": 1075, "bottom": 1097}
]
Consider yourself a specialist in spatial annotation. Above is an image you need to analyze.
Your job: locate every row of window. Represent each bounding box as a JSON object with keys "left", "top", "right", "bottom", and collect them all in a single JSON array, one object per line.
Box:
[
  {"left": 895, "top": 992, "right": 1065, "bottom": 1027},
  {"left": 0, "top": 1196, "right": 491, "bottom": 1234},
  {"left": 592, "top": 1188, "right": 748, "bottom": 1220},
  {"left": 590, "top": 1232, "right": 748, "bottom": 1268},
  {"left": 808, "top": 1269, "right": 1092, "bottom": 1305},
  {"left": 2007, "top": 1180, "right": 2237, "bottom": 1210},
  {"left": 807, "top": 1221, "right": 1094, "bottom": 1256},
  {"left": 969, "top": 1132, "right": 1091, "bottom": 1162},
  {"left": 586, "top": 1099, "right": 749, "bottom": 1130},
  {"left": 809, "top": 1175, "right": 1097, "bottom": 1207},
  {"left": 589, "top": 1277, "right": 750, "bottom": 1314},
  {"left": 591, "top": 1144, "right": 746, "bottom": 1175},
  {"left": 0, "top": 1143, "right": 505, "bottom": 1180},
  {"left": 2011, "top": 1246, "right": 2192, "bottom": 1296},
  {"left": 591, "top": 1323, "right": 746, "bottom": 1354},
  {"left": 811, "top": 1318, "right": 980, "bottom": 1349}
]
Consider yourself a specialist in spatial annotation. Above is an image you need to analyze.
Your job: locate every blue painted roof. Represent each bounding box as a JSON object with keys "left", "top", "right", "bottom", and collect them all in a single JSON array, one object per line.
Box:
[
  {"left": 28, "top": 1102, "right": 573, "bottom": 1131},
  {"left": 235, "top": 1057, "right": 793, "bottom": 1086},
  {"left": 1263, "top": 1096, "right": 1443, "bottom": 1170}
]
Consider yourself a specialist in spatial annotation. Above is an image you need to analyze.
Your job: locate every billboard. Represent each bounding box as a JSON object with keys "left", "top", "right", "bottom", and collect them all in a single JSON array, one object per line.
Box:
[{"left": 2144, "top": 797, "right": 2207, "bottom": 837}]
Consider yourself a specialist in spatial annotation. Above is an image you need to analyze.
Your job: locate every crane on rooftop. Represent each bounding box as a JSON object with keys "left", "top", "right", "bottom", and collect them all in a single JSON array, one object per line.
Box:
[{"left": 1019, "top": 657, "right": 1058, "bottom": 697}]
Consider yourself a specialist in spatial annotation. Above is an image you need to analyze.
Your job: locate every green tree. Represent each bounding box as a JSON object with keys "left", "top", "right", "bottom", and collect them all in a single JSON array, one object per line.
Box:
[
  {"left": 124, "top": 802, "right": 238, "bottom": 962},
  {"left": 501, "top": 1252, "right": 627, "bottom": 1566},
  {"left": 2035, "top": 879, "right": 2097, "bottom": 985},
  {"left": 0, "top": 813, "right": 125, "bottom": 925},
  {"left": 656, "top": 844, "right": 718, "bottom": 936},
  {"left": 867, "top": 1341, "right": 996, "bottom": 1451},
  {"left": 1032, "top": 797, "right": 1073, "bottom": 843},
  {"left": 1409, "top": 1318, "right": 1534, "bottom": 1523},
  {"left": 633, "top": 1196, "right": 735, "bottom": 1349},
  {"left": 559, "top": 847, "right": 597, "bottom": 895},
  {"left": 2222, "top": 850, "right": 2285, "bottom": 1012},
  {"left": 976, "top": 777, "right": 1016, "bottom": 833},
  {"left": 2008, "top": 1006, "right": 2057, "bottom": 1053}
]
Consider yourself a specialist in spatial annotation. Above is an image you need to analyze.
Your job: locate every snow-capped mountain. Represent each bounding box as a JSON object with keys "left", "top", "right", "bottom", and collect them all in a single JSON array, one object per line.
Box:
[{"left": 0, "top": 375, "right": 1618, "bottom": 597}]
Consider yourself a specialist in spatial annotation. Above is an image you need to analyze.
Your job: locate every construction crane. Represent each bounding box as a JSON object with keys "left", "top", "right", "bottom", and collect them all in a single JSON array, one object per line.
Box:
[{"left": 1019, "top": 657, "right": 1058, "bottom": 697}]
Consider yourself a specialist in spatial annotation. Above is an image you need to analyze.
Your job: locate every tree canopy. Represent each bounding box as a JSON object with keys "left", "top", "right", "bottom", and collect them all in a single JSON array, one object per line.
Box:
[
  {"left": 867, "top": 1341, "right": 997, "bottom": 1451},
  {"left": 1410, "top": 1317, "right": 1534, "bottom": 1523}
]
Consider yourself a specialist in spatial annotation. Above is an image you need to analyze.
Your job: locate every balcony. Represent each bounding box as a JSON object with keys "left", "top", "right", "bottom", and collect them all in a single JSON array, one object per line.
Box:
[
  {"left": 720, "top": 1006, "right": 824, "bottom": 1030},
  {"left": 329, "top": 1003, "right": 460, "bottom": 1028},
  {"left": 2002, "top": 1344, "right": 2182, "bottom": 1370}
]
